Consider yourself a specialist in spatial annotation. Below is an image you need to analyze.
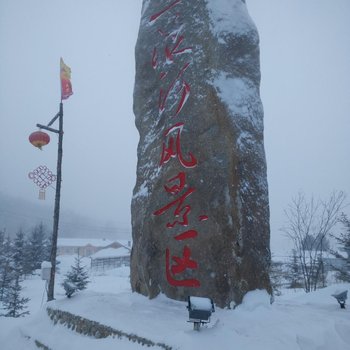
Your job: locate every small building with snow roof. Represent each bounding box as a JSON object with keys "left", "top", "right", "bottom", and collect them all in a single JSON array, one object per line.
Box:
[
  {"left": 90, "top": 246, "right": 130, "bottom": 270},
  {"left": 57, "top": 238, "right": 123, "bottom": 257}
]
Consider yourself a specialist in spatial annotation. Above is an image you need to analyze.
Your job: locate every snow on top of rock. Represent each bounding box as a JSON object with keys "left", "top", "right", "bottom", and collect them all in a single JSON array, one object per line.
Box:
[
  {"left": 141, "top": 0, "right": 151, "bottom": 17},
  {"left": 132, "top": 181, "right": 149, "bottom": 199},
  {"left": 206, "top": 0, "right": 256, "bottom": 42},
  {"left": 213, "top": 72, "right": 253, "bottom": 114},
  {"left": 211, "top": 72, "right": 263, "bottom": 133}
]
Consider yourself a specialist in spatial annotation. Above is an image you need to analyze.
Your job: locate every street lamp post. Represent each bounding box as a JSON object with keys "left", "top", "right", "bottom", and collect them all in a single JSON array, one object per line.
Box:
[
  {"left": 36, "top": 102, "right": 64, "bottom": 301},
  {"left": 30, "top": 58, "right": 72, "bottom": 301}
]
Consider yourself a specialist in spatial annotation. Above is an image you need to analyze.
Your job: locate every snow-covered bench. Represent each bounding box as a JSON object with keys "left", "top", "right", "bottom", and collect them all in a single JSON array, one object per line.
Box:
[{"left": 187, "top": 296, "right": 215, "bottom": 331}]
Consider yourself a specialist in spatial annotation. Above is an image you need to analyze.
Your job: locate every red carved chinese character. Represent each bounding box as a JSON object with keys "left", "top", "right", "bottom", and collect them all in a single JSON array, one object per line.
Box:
[
  {"left": 160, "top": 122, "right": 197, "bottom": 168},
  {"left": 153, "top": 25, "right": 192, "bottom": 67},
  {"left": 159, "top": 79, "right": 190, "bottom": 116},
  {"left": 174, "top": 229, "right": 198, "bottom": 240},
  {"left": 158, "top": 63, "right": 190, "bottom": 116},
  {"left": 166, "top": 247, "right": 200, "bottom": 287},
  {"left": 149, "top": 0, "right": 181, "bottom": 24},
  {"left": 153, "top": 187, "right": 195, "bottom": 228},
  {"left": 165, "top": 36, "right": 192, "bottom": 63},
  {"left": 174, "top": 80, "right": 190, "bottom": 116},
  {"left": 164, "top": 172, "right": 186, "bottom": 194}
]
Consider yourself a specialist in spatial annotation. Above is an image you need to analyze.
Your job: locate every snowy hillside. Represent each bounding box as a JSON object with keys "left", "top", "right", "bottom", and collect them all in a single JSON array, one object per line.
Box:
[{"left": 0, "top": 256, "right": 349, "bottom": 350}]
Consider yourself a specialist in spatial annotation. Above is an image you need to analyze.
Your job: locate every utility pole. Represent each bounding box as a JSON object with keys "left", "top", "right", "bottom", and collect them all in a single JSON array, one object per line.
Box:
[
  {"left": 37, "top": 102, "right": 63, "bottom": 301},
  {"left": 30, "top": 58, "right": 72, "bottom": 301}
]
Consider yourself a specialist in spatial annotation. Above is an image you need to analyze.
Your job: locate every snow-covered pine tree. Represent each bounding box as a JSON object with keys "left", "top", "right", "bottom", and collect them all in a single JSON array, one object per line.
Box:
[
  {"left": 0, "top": 228, "right": 5, "bottom": 252},
  {"left": 286, "top": 249, "right": 303, "bottom": 289},
  {"left": 269, "top": 259, "right": 284, "bottom": 296},
  {"left": 62, "top": 255, "right": 89, "bottom": 298},
  {"left": 0, "top": 229, "right": 5, "bottom": 277},
  {"left": 0, "top": 236, "right": 14, "bottom": 302},
  {"left": 26, "top": 223, "right": 47, "bottom": 274},
  {"left": 1, "top": 268, "right": 29, "bottom": 317},
  {"left": 12, "top": 229, "right": 26, "bottom": 277},
  {"left": 331, "top": 213, "right": 350, "bottom": 282}
]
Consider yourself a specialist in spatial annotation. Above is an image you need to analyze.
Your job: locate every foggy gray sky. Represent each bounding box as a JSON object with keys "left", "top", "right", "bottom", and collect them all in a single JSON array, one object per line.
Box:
[{"left": 0, "top": 0, "right": 349, "bottom": 252}]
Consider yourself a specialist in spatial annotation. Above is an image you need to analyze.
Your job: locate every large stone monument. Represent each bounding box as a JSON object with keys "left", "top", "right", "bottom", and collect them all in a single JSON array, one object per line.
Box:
[{"left": 131, "top": 0, "right": 272, "bottom": 307}]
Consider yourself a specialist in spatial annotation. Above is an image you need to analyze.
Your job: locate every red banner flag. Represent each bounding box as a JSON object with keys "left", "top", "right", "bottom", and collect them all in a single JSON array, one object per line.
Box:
[{"left": 60, "top": 58, "right": 73, "bottom": 100}]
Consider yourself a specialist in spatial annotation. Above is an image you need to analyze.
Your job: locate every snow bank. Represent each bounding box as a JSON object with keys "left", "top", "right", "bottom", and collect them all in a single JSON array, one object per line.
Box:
[
  {"left": 1, "top": 266, "right": 349, "bottom": 350},
  {"left": 239, "top": 289, "right": 272, "bottom": 311}
]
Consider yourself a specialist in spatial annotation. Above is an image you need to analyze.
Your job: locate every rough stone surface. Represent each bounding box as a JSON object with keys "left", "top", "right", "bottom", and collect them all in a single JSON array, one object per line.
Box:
[{"left": 131, "top": 0, "right": 271, "bottom": 307}]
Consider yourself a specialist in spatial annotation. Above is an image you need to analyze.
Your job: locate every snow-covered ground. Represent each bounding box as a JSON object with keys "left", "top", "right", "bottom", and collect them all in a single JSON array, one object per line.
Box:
[{"left": 0, "top": 255, "right": 349, "bottom": 350}]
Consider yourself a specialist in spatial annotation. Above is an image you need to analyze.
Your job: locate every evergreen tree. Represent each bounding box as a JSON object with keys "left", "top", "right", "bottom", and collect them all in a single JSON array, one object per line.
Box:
[
  {"left": 62, "top": 255, "right": 90, "bottom": 298},
  {"left": 1, "top": 270, "right": 29, "bottom": 317},
  {"left": 0, "top": 228, "right": 5, "bottom": 255},
  {"left": 26, "top": 223, "right": 47, "bottom": 273},
  {"left": 331, "top": 213, "right": 350, "bottom": 282},
  {"left": 269, "top": 260, "right": 284, "bottom": 296},
  {"left": 0, "top": 236, "right": 14, "bottom": 302},
  {"left": 12, "top": 229, "right": 26, "bottom": 277},
  {"left": 286, "top": 249, "right": 303, "bottom": 289},
  {"left": 0, "top": 229, "right": 6, "bottom": 278}
]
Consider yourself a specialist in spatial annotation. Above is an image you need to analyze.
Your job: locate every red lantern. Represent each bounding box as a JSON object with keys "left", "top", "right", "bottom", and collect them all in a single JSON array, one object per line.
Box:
[{"left": 29, "top": 130, "right": 50, "bottom": 150}]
